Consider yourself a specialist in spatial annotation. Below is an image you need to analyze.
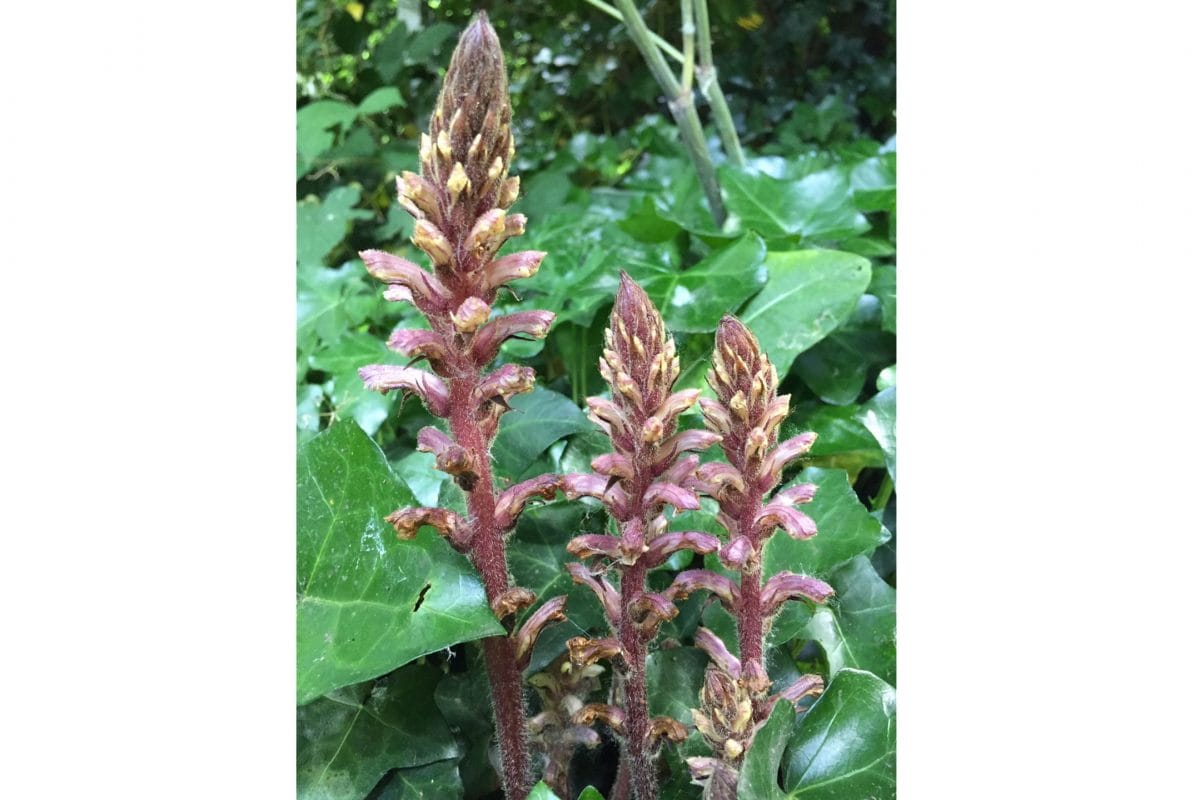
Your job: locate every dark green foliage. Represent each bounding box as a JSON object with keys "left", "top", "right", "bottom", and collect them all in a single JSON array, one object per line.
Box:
[{"left": 297, "top": 3, "right": 894, "bottom": 798}]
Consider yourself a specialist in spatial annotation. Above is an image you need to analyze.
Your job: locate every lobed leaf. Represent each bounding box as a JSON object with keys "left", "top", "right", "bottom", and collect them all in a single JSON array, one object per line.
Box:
[{"left": 296, "top": 420, "right": 503, "bottom": 704}]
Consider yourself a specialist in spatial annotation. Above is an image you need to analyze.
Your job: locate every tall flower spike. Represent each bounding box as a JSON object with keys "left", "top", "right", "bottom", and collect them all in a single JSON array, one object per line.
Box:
[
  {"left": 352, "top": 15, "right": 561, "bottom": 800},
  {"left": 693, "top": 314, "right": 829, "bottom": 743},
  {"left": 564, "top": 274, "right": 720, "bottom": 800}
]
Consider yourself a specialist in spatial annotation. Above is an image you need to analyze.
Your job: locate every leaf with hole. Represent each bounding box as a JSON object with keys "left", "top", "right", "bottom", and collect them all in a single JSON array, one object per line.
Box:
[{"left": 297, "top": 420, "right": 503, "bottom": 704}]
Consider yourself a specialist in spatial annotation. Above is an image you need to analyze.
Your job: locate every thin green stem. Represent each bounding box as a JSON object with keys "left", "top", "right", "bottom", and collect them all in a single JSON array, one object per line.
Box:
[
  {"left": 694, "top": 0, "right": 745, "bottom": 167},
  {"left": 680, "top": 0, "right": 695, "bottom": 94},
  {"left": 581, "top": 0, "right": 684, "bottom": 64},
  {"left": 613, "top": 0, "right": 726, "bottom": 226},
  {"left": 871, "top": 473, "right": 894, "bottom": 512}
]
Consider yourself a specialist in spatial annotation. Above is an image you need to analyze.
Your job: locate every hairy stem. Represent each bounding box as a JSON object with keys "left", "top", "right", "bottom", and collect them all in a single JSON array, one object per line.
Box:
[
  {"left": 450, "top": 379, "right": 532, "bottom": 800},
  {"left": 618, "top": 559, "right": 656, "bottom": 800},
  {"left": 736, "top": 498, "right": 767, "bottom": 721}
]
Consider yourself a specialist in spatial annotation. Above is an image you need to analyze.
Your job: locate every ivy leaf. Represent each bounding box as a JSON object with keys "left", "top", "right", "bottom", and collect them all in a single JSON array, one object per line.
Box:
[
  {"left": 738, "top": 670, "right": 895, "bottom": 799},
  {"left": 493, "top": 387, "right": 593, "bottom": 478},
  {"left": 298, "top": 186, "right": 374, "bottom": 267},
  {"left": 802, "top": 557, "right": 896, "bottom": 685},
  {"left": 296, "top": 664, "right": 460, "bottom": 800},
  {"left": 527, "top": 783, "right": 566, "bottom": 800},
  {"left": 739, "top": 250, "right": 871, "bottom": 375},
  {"left": 720, "top": 166, "right": 870, "bottom": 240},
  {"left": 357, "top": 86, "right": 405, "bottom": 115},
  {"left": 763, "top": 468, "right": 887, "bottom": 580},
  {"left": 644, "top": 233, "right": 768, "bottom": 333},
  {"left": 297, "top": 100, "right": 358, "bottom": 172},
  {"left": 297, "top": 420, "right": 503, "bottom": 704},
  {"left": 373, "top": 759, "right": 463, "bottom": 799},
  {"left": 857, "top": 387, "right": 896, "bottom": 483},
  {"left": 786, "top": 403, "right": 884, "bottom": 481},
  {"left": 646, "top": 646, "right": 709, "bottom": 725},
  {"left": 576, "top": 788, "right": 605, "bottom": 800},
  {"left": 782, "top": 669, "right": 896, "bottom": 798},
  {"left": 735, "top": 698, "right": 795, "bottom": 800},
  {"left": 433, "top": 648, "right": 501, "bottom": 798},
  {"left": 869, "top": 265, "right": 896, "bottom": 334}
]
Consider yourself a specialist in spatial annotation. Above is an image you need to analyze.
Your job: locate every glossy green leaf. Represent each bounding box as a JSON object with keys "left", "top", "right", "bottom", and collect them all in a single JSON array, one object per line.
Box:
[
  {"left": 782, "top": 669, "right": 896, "bottom": 798},
  {"left": 297, "top": 420, "right": 503, "bottom": 704},
  {"left": 763, "top": 468, "right": 887, "bottom": 580},
  {"left": 645, "top": 233, "right": 767, "bottom": 333},
  {"left": 521, "top": 209, "right": 682, "bottom": 327},
  {"left": 296, "top": 664, "right": 460, "bottom": 800},
  {"left": 576, "top": 788, "right": 605, "bottom": 800},
  {"left": 297, "top": 264, "right": 379, "bottom": 355},
  {"left": 433, "top": 647, "right": 500, "bottom": 798},
  {"left": 738, "top": 670, "right": 895, "bottom": 799},
  {"left": 374, "top": 759, "right": 463, "bottom": 799},
  {"left": 802, "top": 557, "right": 895, "bottom": 684},
  {"left": 357, "top": 86, "right": 405, "bottom": 115},
  {"left": 739, "top": 250, "right": 871, "bottom": 375},
  {"left": 297, "top": 186, "right": 373, "bottom": 267},
  {"left": 869, "top": 265, "right": 896, "bottom": 334},
  {"left": 297, "top": 100, "right": 358, "bottom": 170},
  {"left": 720, "top": 166, "right": 870, "bottom": 240},
  {"left": 736, "top": 698, "right": 796, "bottom": 800},
  {"left": 646, "top": 646, "right": 709, "bottom": 725},
  {"left": 787, "top": 403, "right": 884, "bottom": 480},
  {"left": 493, "top": 387, "right": 593, "bottom": 478},
  {"left": 856, "top": 387, "right": 895, "bottom": 483},
  {"left": 528, "top": 782, "right": 565, "bottom": 800}
]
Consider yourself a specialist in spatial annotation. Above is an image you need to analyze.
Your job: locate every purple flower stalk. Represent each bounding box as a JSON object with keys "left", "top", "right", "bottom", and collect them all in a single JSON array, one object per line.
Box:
[
  {"left": 563, "top": 274, "right": 721, "bottom": 800},
  {"left": 680, "top": 316, "right": 832, "bottom": 795},
  {"left": 357, "top": 15, "right": 564, "bottom": 799}
]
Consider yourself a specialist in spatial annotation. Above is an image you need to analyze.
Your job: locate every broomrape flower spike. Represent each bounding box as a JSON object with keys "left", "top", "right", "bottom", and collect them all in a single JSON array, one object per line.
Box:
[
  {"left": 681, "top": 316, "right": 833, "bottom": 798},
  {"left": 356, "top": 15, "right": 563, "bottom": 800},
  {"left": 563, "top": 273, "right": 721, "bottom": 800}
]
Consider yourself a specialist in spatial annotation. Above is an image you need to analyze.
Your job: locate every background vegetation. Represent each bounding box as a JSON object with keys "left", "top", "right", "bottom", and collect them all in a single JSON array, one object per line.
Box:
[{"left": 297, "top": 1, "right": 895, "bottom": 797}]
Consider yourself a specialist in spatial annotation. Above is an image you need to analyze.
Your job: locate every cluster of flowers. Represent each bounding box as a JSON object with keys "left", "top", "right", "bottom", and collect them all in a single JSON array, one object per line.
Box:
[{"left": 354, "top": 14, "right": 835, "bottom": 800}]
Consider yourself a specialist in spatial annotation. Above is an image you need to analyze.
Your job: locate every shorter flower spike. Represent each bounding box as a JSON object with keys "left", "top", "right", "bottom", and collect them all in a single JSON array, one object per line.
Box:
[
  {"left": 514, "top": 595, "right": 568, "bottom": 668},
  {"left": 384, "top": 507, "right": 469, "bottom": 552}
]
